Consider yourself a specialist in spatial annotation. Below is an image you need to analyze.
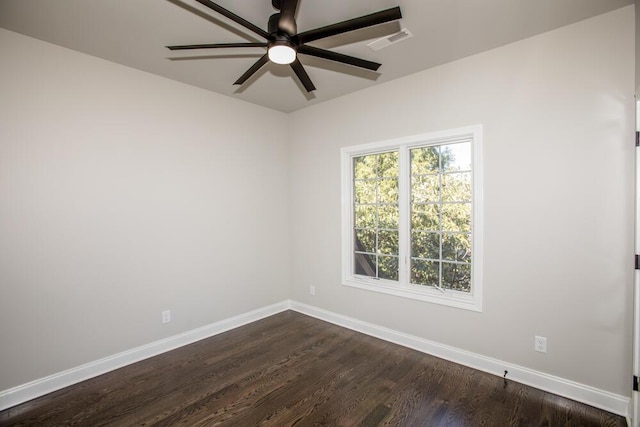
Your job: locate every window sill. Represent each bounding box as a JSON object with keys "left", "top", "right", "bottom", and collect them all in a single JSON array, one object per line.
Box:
[{"left": 343, "top": 277, "right": 482, "bottom": 312}]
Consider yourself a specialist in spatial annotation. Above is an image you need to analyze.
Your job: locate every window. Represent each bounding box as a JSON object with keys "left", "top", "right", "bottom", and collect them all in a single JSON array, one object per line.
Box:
[{"left": 341, "top": 126, "right": 483, "bottom": 311}]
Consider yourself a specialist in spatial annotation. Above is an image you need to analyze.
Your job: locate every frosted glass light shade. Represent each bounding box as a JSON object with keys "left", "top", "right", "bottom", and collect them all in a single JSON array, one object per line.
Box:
[{"left": 268, "top": 45, "right": 296, "bottom": 64}]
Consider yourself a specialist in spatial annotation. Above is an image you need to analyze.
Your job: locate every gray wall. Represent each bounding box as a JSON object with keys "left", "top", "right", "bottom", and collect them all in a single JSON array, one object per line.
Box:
[
  {"left": 0, "top": 28, "right": 291, "bottom": 390},
  {"left": 288, "top": 6, "right": 635, "bottom": 396}
]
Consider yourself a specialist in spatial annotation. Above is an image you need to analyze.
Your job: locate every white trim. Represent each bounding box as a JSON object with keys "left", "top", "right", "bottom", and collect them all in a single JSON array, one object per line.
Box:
[
  {"left": 632, "top": 98, "right": 640, "bottom": 427},
  {"left": 340, "top": 125, "right": 484, "bottom": 312},
  {"left": 342, "top": 278, "right": 480, "bottom": 311},
  {"left": 289, "top": 301, "right": 630, "bottom": 418},
  {"left": 1, "top": 300, "right": 630, "bottom": 419},
  {"left": 0, "top": 301, "right": 290, "bottom": 411}
]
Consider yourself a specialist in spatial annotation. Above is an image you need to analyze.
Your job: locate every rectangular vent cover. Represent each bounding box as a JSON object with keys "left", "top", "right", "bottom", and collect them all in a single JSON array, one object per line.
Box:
[{"left": 367, "top": 28, "right": 413, "bottom": 51}]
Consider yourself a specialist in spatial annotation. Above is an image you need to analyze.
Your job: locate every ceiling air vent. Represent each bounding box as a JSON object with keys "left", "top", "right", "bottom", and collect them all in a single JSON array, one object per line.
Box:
[{"left": 367, "top": 28, "right": 413, "bottom": 51}]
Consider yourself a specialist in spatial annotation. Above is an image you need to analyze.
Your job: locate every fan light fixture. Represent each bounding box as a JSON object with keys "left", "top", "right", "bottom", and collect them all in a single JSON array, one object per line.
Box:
[{"left": 268, "top": 43, "right": 296, "bottom": 64}]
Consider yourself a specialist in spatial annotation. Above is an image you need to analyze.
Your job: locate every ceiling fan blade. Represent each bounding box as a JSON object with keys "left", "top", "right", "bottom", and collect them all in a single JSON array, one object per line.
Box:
[
  {"left": 167, "top": 43, "right": 267, "bottom": 51},
  {"left": 298, "top": 45, "right": 380, "bottom": 71},
  {"left": 234, "top": 54, "right": 270, "bottom": 86},
  {"left": 296, "top": 6, "right": 402, "bottom": 44},
  {"left": 195, "top": 0, "right": 270, "bottom": 40},
  {"left": 290, "top": 59, "right": 316, "bottom": 92},
  {"left": 278, "top": 0, "right": 299, "bottom": 34}
]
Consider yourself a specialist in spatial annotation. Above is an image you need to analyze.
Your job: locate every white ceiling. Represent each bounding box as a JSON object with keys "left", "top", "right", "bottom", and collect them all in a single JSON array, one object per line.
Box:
[{"left": 0, "top": 0, "right": 632, "bottom": 113}]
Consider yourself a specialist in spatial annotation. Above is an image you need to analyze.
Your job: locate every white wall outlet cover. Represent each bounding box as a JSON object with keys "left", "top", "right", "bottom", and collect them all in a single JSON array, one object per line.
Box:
[
  {"left": 162, "top": 310, "right": 171, "bottom": 324},
  {"left": 534, "top": 336, "right": 547, "bottom": 353}
]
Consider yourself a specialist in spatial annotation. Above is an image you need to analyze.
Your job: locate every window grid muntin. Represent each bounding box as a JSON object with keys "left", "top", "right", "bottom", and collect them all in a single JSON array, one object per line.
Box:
[
  {"left": 410, "top": 141, "right": 472, "bottom": 292},
  {"left": 353, "top": 151, "right": 399, "bottom": 280}
]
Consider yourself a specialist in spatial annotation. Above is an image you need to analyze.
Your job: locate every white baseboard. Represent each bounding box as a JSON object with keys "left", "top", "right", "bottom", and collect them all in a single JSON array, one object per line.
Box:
[
  {"left": 289, "top": 301, "right": 630, "bottom": 418},
  {"left": 0, "top": 301, "right": 290, "bottom": 411},
  {"left": 1, "top": 299, "right": 630, "bottom": 420}
]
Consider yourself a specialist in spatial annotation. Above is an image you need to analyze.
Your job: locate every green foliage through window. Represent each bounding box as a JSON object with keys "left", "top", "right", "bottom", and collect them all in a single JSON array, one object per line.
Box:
[
  {"left": 411, "top": 142, "right": 471, "bottom": 292},
  {"left": 353, "top": 151, "right": 399, "bottom": 281},
  {"left": 352, "top": 141, "right": 473, "bottom": 293}
]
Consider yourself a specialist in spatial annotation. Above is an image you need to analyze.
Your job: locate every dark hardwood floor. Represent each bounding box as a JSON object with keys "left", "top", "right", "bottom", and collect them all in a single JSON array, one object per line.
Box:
[{"left": 0, "top": 311, "right": 627, "bottom": 426}]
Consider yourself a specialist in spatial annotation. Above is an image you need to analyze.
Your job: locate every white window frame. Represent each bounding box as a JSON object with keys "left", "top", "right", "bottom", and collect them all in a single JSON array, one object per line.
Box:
[{"left": 340, "top": 125, "right": 484, "bottom": 312}]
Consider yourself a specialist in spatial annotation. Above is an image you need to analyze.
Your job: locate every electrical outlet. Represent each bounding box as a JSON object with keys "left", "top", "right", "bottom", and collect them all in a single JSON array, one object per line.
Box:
[
  {"left": 534, "top": 336, "right": 547, "bottom": 353},
  {"left": 162, "top": 310, "right": 171, "bottom": 324},
  {"left": 309, "top": 286, "right": 316, "bottom": 296}
]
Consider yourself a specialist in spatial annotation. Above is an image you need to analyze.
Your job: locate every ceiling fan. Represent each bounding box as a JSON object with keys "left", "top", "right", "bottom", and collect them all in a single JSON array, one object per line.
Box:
[{"left": 167, "top": 0, "right": 402, "bottom": 92}]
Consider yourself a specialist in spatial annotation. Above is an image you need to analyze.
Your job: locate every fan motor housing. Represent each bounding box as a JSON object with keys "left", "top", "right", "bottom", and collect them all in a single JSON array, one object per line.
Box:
[{"left": 268, "top": 13, "right": 296, "bottom": 36}]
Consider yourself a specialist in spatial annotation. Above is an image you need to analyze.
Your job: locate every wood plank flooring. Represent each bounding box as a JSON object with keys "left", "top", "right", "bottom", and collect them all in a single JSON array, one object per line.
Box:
[{"left": 0, "top": 311, "right": 627, "bottom": 426}]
